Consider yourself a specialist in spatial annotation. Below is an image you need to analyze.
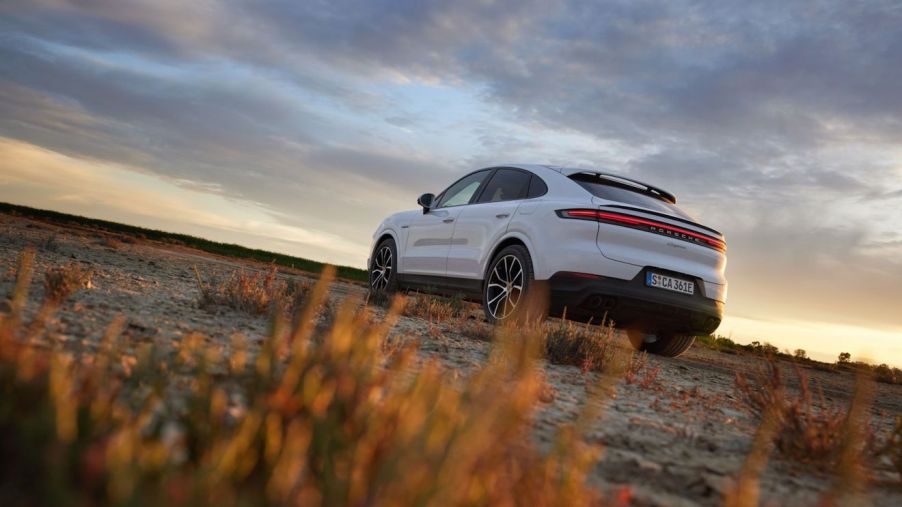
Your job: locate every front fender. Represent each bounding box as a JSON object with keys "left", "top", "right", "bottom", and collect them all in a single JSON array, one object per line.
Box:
[{"left": 370, "top": 225, "right": 403, "bottom": 271}]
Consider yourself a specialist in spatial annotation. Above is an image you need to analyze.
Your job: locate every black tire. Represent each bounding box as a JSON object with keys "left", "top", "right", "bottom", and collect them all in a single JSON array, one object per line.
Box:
[
  {"left": 369, "top": 238, "right": 398, "bottom": 294},
  {"left": 482, "top": 244, "right": 544, "bottom": 324},
  {"left": 627, "top": 330, "right": 695, "bottom": 357}
]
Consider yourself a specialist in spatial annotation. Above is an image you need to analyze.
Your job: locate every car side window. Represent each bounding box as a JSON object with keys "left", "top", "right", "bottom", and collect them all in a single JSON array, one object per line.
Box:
[
  {"left": 435, "top": 170, "right": 492, "bottom": 208},
  {"left": 527, "top": 175, "right": 548, "bottom": 198},
  {"left": 475, "top": 168, "right": 531, "bottom": 204}
]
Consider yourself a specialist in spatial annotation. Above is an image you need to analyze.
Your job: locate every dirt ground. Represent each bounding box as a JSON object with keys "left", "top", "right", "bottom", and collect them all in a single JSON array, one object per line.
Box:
[{"left": 2, "top": 212, "right": 900, "bottom": 506}]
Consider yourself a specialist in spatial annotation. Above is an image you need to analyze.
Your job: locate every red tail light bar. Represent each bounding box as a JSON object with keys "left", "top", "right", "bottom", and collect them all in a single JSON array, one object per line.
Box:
[{"left": 557, "top": 209, "right": 726, "bottom": 251}]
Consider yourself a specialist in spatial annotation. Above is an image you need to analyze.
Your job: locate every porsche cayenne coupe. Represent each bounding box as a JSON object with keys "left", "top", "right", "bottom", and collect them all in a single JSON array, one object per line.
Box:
[{"left": 368, "top": 164, "right": 727, "bottom": 357}]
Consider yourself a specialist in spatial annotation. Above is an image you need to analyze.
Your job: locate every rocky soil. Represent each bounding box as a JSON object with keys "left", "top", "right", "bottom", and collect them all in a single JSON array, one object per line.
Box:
[{"left": 1, "top": 212, "right": 900, "bottom": 506}]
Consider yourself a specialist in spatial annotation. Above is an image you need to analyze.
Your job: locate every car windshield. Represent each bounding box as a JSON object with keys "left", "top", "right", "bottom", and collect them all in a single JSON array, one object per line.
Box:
[{"left": 570, "top": 174, "right": 693, "bottom": 220}]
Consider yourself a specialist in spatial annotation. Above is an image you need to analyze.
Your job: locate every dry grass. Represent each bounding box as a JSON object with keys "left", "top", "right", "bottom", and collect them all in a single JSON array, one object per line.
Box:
[
  {"left": 42, "top": 262, "right": 93, "bottom": 305},
  {"left": 623, "top": 352, "right": 660, "bottom": 388},
  {"left": 366, "top": 290, "right": 485, "bottom": 339},
  {"left": 542, "top": 318, "right": 616, "bottom": 372},
  {"left": 820, "top": 374, "right": 874, "bottom": 504},
  {"left": 100, "top": 235, "right": 123, "bottom": 249},
  {"left": 461, "top": 318, "right": 495, "bottom": 342},
  {"left": 2, "top": 248, "right": 898, "bottom": 506},
  {"left": 389, "top": 291, "right": 650, "bottom": 381},
  {"left": 734, "top": 359, "right": 868, "bottom": 465},
  {"left": 1, "top": 254, "right": 622, "bottom": 507},
  {"left": 723, "top": 385, "right": 784, "bottom": 507},
  {"left": 727, "top": 360, "right": 881, "bottom": 506},
  {"left": 194, "top": 267, "right": 334, "bottom": 324},
  {"left": 402, "top": 292, "right": 467, "bottom": 323},
  {"left": 195, "top": 265, "right": 283, "bottom": 315},
  {"left": 540, "top": 318, "right": 646, "bottom": 378}
]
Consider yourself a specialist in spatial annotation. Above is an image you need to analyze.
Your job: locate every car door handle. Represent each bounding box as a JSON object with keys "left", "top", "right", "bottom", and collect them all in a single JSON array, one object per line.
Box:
[
  {"left": 443, "top": 218, "right": 455, "bottom": 223},
  {"left": 496, "top": 213, "right": 509, "bottom": 218}
]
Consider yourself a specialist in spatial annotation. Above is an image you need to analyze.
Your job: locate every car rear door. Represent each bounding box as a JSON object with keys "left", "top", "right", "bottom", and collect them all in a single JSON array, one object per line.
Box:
[
  {"left": 401, "top": 169, "right": 492, "bottom": 276},
  {"left": 446, "top": 168, "right": 532, "bottom": 279}
]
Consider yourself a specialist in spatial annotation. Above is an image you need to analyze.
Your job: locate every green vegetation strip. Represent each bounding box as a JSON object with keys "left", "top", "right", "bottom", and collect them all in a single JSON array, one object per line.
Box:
[{"left": 0, "top": 202, "right": 368, "bottom": 282}]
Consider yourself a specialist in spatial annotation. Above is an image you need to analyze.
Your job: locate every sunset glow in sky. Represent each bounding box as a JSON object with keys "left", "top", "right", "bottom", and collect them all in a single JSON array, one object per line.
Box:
[{"left": 2, "top": 1, "right": 901, "bottom": 365}]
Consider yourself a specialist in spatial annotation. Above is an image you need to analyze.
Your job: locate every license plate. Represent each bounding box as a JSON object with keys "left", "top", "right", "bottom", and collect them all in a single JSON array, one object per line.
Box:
[{"left": 646, "top": 272, "right": 695, "bottom": 295}]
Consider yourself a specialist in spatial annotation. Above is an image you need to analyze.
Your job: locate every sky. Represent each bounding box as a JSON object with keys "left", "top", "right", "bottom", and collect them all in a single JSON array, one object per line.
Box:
[{"left": 1, "top": 0, "right": 901, "bottom": 365}]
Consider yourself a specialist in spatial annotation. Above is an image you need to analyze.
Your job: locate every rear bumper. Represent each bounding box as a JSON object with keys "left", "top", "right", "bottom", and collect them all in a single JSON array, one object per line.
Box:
[{"left": 546, "top": 269, "right": 723, "bottom": 334}]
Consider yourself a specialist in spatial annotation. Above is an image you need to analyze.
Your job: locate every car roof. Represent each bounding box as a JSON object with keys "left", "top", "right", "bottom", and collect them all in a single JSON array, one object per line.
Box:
[
  {"left": 498, "top": 164, "right": 677, "bottom": 203},
  {"left": 495, "top": 163, "right": 565, "bottom": 175}
]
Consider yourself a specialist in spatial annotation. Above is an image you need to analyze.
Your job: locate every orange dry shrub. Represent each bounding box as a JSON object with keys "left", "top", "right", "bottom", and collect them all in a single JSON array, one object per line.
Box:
[
  {"left": 1, "top": 253, "right": 615, "bottom": 507},
  {"left": 727, "top": 360, "right": 877, "bottom": 507},
  {"left": 540, "top": 318, "right": 645, "bottom": 378},
  {"left": 734, "top": 359, "right": 875, "bottom": 465},
  {"left": 194, "top": 267, "right": 331, "bottom": 322},
  {"left": 541, "top": 318, "right": 615, "bottom": 372},
  {"left": 42, "top": 262, "right": 92, "bottom": 305},
  {"left": 194, "top": 265, "right": 285, "bottom": 315}
]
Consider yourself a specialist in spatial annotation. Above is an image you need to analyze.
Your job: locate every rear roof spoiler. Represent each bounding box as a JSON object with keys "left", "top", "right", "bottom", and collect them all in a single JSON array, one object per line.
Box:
[{"left": 567, "top": 170, "right": 677, "bottom": 204}]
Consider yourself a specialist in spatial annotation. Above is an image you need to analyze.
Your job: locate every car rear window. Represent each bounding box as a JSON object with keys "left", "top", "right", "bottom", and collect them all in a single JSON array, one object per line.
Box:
[{"left": 570, "top": 174, "right": 692, "bottom": 220}]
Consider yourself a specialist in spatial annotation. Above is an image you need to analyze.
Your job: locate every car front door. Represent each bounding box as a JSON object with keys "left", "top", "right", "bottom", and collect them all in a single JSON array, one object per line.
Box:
[
  {"left": 446, "top": 168, "right": 532, "bottom": 279},
  {"left": 401, "top": 169, "right": 492, "bottom": 276}
]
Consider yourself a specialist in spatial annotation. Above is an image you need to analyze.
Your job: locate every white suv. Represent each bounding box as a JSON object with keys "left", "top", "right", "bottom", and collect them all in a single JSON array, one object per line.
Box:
[{"left": 368, "top": 165, "right": 727, "bottom": 357}]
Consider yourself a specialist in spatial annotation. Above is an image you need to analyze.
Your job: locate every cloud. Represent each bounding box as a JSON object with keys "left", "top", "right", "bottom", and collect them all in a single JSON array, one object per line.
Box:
[{"left": 0, "top": 35, "right": 448, "bottom": 245}]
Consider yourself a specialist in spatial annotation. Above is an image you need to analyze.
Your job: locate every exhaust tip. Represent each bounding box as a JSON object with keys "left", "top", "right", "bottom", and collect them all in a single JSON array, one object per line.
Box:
[
  {"left": 584, "top": 295, "right": 604, "bottom": 309},
  {"left": 583, "top": 295, "right": 617, "bottom": 311}
]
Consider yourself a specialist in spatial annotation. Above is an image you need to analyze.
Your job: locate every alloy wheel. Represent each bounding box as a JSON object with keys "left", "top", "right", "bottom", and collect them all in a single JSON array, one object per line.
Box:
[
  {"left": 370, "top": 245, "right": 393, "bottom": 291},
  {"left": 485, "top": 254, "right": 524, "bottom": 320}
]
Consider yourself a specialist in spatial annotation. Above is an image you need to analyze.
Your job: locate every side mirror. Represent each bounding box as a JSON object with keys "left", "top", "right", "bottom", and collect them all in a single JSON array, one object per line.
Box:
[{"left": 417, "top": 193, "right": 435, "bottom": 214}]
